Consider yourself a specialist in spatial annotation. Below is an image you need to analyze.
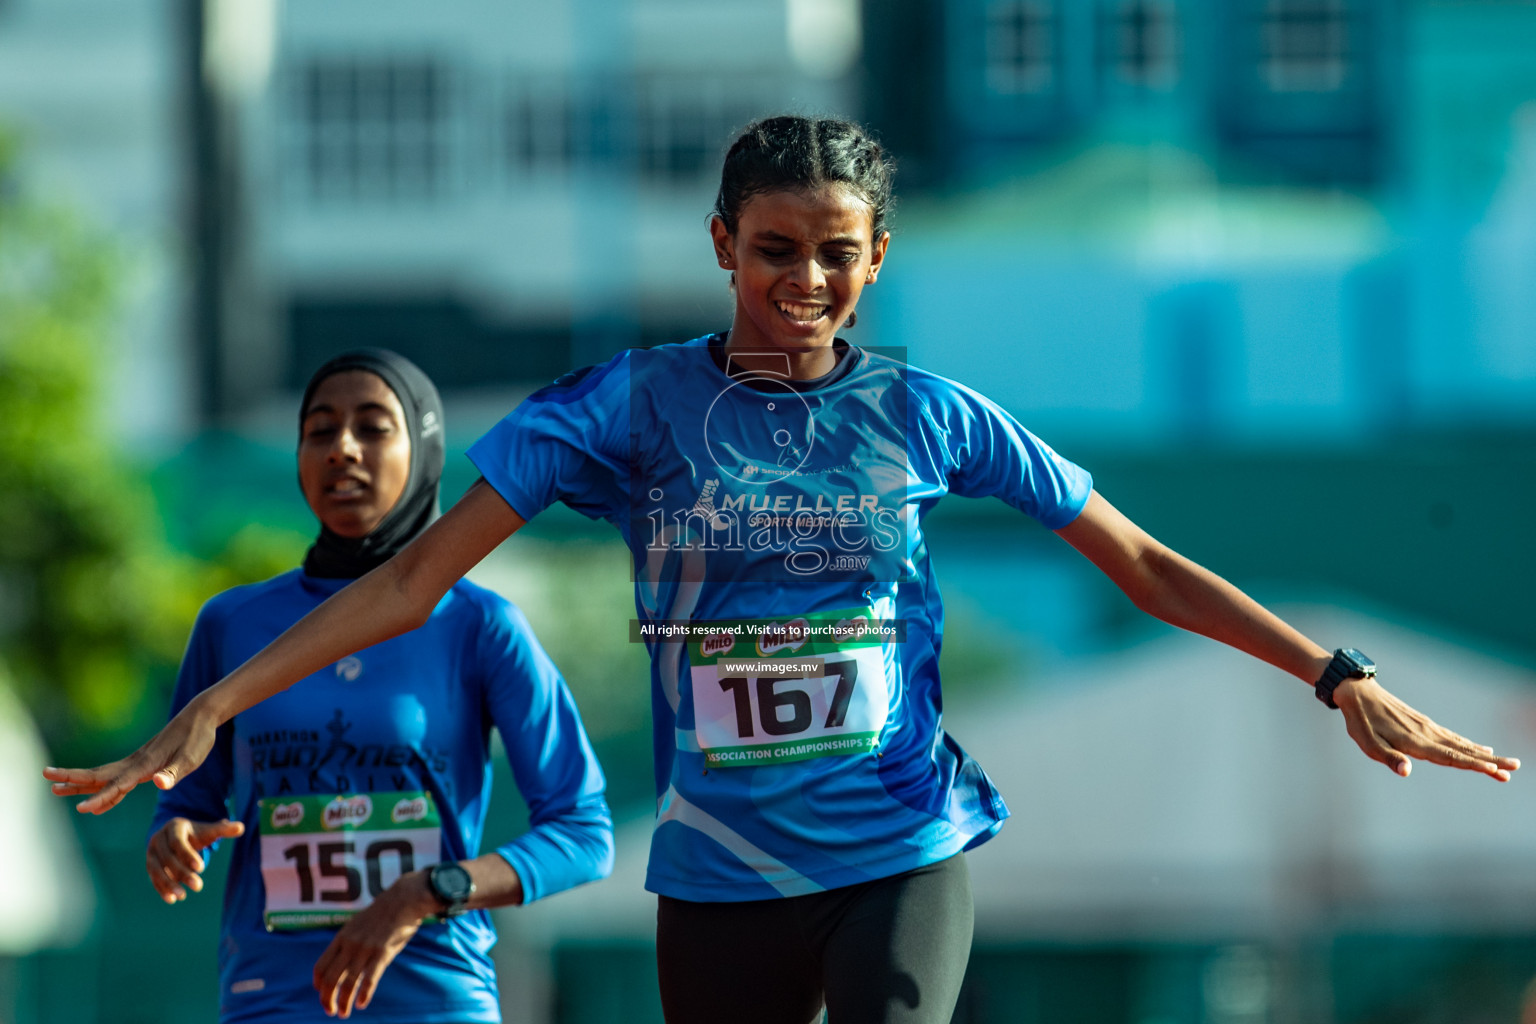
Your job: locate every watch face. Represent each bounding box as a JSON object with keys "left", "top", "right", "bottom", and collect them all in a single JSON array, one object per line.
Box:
[
  {"left": 1340, "top": 649, "right": 1375, "bottom": 672},
  {"left": 431, "top": 863, "right": 475, "bottom": 903}
]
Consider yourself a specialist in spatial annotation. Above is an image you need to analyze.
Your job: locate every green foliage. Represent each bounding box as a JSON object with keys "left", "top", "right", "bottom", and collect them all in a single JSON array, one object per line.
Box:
[{"left": 0, "top": 131, "right": 297, "bottom": 761}]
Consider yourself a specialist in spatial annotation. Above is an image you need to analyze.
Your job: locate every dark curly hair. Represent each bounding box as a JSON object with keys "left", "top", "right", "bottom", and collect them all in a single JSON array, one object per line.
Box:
[{"left": 712, "top": 115, "right": 896, "bottom": 239}]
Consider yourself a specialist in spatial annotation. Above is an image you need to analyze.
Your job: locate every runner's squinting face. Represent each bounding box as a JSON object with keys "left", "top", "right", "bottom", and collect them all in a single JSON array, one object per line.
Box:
[
  {"left": 711, "top": 184, "right": 889, "bottom": 354},
  {"left": 299, "top": 371, "right": 412, "bottom": 538}
]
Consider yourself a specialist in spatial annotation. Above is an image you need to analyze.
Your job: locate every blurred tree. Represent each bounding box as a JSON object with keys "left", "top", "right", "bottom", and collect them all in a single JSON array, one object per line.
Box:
[{"left": 0, "top": 130, "right": 300, "bottom": 764}]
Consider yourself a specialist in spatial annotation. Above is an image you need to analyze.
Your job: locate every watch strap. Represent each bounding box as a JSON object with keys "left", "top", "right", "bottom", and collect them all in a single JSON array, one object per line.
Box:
[{"left": 1314, "top": 648, "right": 1375, "bottom": 709}]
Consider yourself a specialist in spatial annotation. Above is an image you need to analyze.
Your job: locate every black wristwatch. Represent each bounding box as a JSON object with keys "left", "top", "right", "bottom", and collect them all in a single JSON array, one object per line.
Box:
[
  {"left": 1314, "top": 648, "right": 1376, "bottom": 709},
  {"left": 426, "top": 862, "right": 475, "bottom": 919}
]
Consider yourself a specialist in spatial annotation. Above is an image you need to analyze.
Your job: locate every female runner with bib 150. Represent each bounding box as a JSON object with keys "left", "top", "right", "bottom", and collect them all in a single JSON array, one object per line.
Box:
[
  {"left": 50, "top": 119, "right": 1516, "bottom": 1024},
  {"left": 139, "top": 350, "right": 612, "bottom": 1022}
]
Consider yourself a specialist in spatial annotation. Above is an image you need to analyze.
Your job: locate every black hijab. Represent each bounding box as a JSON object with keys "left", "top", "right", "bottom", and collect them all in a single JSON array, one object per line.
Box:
[{"left": 299, "top": 349, "right": 445, "bottom": 579}]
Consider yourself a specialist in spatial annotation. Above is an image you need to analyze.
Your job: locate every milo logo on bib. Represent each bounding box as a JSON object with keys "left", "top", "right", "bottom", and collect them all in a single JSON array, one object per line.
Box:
[
  {"left": 701, "top": 631, "right": 736, "bottom": 659},
  {"left": 756, "top": 618, "right": 810, "bottom": 657},
  {"left": 688, "top": 607, "right": 895, "bottom": 767},
  {"left": 391, "top": 796, "right": 430, "bottom": 824},
  {"left": 322, "top": 795, "right": 373, "bottom": 829},
  {"left": 270, "top": 801, "right": 305, "bottom": 830}
]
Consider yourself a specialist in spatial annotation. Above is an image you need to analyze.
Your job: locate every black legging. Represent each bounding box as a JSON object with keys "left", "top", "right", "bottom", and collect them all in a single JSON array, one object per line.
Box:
[{"left": 656, "top": 853, "right": 973, "bottom": 1024}]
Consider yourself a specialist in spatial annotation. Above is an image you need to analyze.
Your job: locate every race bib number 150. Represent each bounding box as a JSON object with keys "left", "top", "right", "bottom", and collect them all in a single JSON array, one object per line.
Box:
[
  {"left": 258, "top": 791, "right": 441, "bottom": 931},
  {"left": 687, "top": 608, "right": 893, "bottom": 767}
]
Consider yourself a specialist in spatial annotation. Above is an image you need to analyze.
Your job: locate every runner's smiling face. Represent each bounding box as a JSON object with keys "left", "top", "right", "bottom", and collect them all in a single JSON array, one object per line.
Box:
[
  {"left": 711, "top": 184, "right": 890, "bottom": 356},
  {"left": 298, "top": 370, "right": 412, "bottom": 538}
]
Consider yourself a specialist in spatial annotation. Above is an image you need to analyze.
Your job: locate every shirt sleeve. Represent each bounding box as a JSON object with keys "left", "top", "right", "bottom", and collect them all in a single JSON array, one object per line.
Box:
[
  {"left": 148, "top": 601, "right": 237, "bottom": 836},
  {"left": 466, "top": 353, "right": 633, "bottom": 524},
  {"left": 476, "top": 598, "right": 614, "bottom": 904},
  {"left": 913, "top": 374, "right": 1093, "bottom": 529}
]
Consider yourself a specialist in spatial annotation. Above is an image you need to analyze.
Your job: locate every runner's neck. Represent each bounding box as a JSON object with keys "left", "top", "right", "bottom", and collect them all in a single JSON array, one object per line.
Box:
[{"left": 711, "top": 333, "right": 854, "bottom": 392}]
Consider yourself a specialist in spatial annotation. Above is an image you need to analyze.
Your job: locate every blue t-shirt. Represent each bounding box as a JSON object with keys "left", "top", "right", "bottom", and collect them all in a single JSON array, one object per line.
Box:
[
  {"left": 151, "top": 571, "right": 613, "bottom": 1024},
  {"left": 467, "top": 336, "right": 1091, "bottom": 902}
]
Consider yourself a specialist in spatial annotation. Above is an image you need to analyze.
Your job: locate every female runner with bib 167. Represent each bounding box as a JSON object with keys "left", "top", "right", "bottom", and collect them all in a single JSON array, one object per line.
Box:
[
  {"left": 49, "top": 118, "right": 1516, "bottom": 1024},
  {"left": 134, "top": 350, "right": 612, "bottom": 1023}
]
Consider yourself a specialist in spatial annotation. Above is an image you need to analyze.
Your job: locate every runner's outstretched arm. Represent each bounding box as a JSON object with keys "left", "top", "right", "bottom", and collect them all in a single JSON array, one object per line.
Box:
[
  {"left": 45, "top": 480, "right": 527, "bottom": 813},
  {"left": 1055, "top": 489, "right": 1520, "bottom": 781}
]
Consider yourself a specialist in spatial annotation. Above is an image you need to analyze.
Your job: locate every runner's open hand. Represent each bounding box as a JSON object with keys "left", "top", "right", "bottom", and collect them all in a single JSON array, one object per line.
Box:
[
  {"left": 313, "top": 871, "right": 434, "bottom": 1019},
  {"left": 43, "top": 698, "right": 220, "bottom": 813},
  {"left": 145, "top": 817, "right": 245, "bottom": 904},
  {"left": 1334, "top": 675, "right": 1520, "bottom": 781}
]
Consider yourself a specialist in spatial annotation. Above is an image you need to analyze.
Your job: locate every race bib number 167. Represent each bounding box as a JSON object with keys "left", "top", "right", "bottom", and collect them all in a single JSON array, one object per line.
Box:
[{"left": 687, "top": 608, "right": 893, "bottom": 768}]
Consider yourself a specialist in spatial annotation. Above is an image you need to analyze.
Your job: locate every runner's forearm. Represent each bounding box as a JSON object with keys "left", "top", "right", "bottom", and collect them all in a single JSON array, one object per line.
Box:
[
  {"left": 1057, "top": 491, "right": 1330, "bottom": 685},
  {"left": 1126, "top": 544, "right": 1330, "bottom": 684},
  {"left": 387, "top": 855, "right": 526, "bottom": 920}
]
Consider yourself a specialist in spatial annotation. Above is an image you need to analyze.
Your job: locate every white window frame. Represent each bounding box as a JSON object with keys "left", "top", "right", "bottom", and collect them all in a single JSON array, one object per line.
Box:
[{"left": 291, "top": 55, "right": 453, "bottom": 204}]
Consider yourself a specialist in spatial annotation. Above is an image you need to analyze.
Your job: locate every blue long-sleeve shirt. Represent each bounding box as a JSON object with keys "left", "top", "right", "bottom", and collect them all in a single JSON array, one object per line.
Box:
[{"left": 150, "top": 570, "right": 613, "bottom": 1023}]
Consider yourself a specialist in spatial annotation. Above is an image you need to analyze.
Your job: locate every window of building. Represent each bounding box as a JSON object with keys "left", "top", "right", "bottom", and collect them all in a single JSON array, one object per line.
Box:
[
  {"left": 1261, "top": 0, "right": 1349, "bottom": 93},
  {"left": 1106, "top": 0, "right": 1180, "bottom": 90},
  {"left": 629, "top": 80, "right": 768, "bottom": 186},
  {"left": 296, "top": 57, "right": 450, "bottom": 202},
  {"left": 501, "top": 77, "right": 771, "bottom": 187},
  {"left": 637, "top": 85, "right": 757, "bottom": 185},
  {"left": 984, "top": 0, "right": 1056, "bottom": 96},
  {"left": 638, "top": 102, "right": 715, "bottom": 183},
  {"left": 506, "top": 88, "right": 575, "bottom": 175}
]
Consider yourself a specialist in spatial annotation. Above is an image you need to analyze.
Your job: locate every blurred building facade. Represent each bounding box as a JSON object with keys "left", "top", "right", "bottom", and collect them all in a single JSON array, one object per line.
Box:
[
  {"left": 868, "top": 0, "right": 1398, "bottom": 188},
  {"left": 0, "top": 0, "right": 860, "bottom": 435},
  {"left": 7, "top": 0, "right": 1534, "bottom": 445},
  {"left": 859, "top": 0, "right": 1536, "bottom": 446},
  {"left": 222, "top": 0, "right": 857, "bottom": 426}
]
